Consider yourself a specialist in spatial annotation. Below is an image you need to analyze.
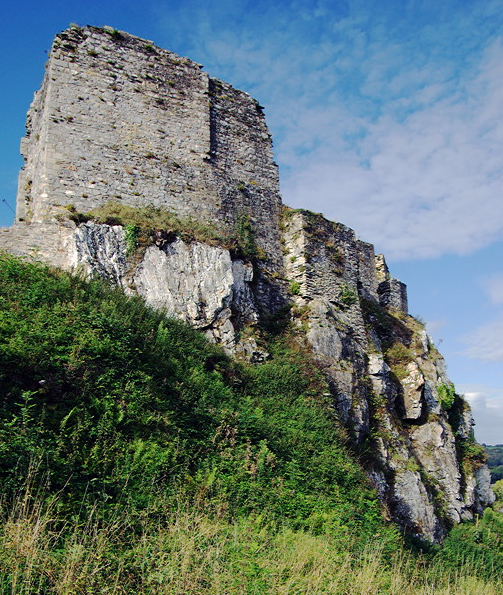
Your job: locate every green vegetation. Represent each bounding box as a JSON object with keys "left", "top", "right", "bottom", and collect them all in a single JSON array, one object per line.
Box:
[
  {"left": 485, "top": 444, "right": 503, "bottom": 467},
  {"left": 105, "top": 27, "right": 123, "bottom": 40},
  {"left": 491, "top": 465, "right": 503, "bottom": 482},
  {"left": 0, "top": 249, "right": 388, "bottom": 539},
  {"left": 124, "top": 223, "right": 140, "bottom": 255},
  {"left": 457, "top": 438, "right": 487, "bottom": 475},
  {"left": 437, "top": 507, "right": 503, "bottom": 581},
  {"left": 384, "top": 341, "right": 414, "bottom": 380},
  {"left": 484, "top": 444, "right": 503, "bottom": 482},
  {"left": 88, "top": 201, "right": 227, "bottom": 247},
  {"left": 64, "top": 201, "right": 263, "bottom": 261},
  {"left": 1, "top": 498, "right": 501, "bottom": 595},
  {"left": 493, "top": 479, "right": 503, "bottom": 504},
  {"left": 0, "top": 253, "right": 501, "bottom": 593},
  {"left": 290, "top": 280, "right": 301, "bottom": 295},
  {"left": 438, "top": 382, "right": 456, "bottom": 411},
  {"left": 233, "top": 213, "right": 264, "bottom": 259},
  {"left": 338, "top": 282, "right": 358, "bottom": 309}
]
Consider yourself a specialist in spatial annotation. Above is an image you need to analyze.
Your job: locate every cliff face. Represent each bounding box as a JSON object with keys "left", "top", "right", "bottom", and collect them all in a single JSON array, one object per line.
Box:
[{"left": 0, "top": 25, "right": 494, "bottom": 542}]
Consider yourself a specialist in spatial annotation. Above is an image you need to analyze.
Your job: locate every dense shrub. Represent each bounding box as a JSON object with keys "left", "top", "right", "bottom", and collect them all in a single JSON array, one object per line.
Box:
[
  {"left": 437, "top": 507, "right": 503, "bottom": 580},
  {"left": 0, "top": 253, "right": 395, "bottom": 545}
]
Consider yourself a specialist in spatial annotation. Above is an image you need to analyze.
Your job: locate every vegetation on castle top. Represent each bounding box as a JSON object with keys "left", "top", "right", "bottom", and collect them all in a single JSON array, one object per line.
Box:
[{"left": 65, "top": 202, "right": 263, "bottom": 260}]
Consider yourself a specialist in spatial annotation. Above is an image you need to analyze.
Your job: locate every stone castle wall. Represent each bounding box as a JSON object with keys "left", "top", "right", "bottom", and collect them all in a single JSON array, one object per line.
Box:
[
  {"left": 16, "top": 25, "right": 282, "bottom": 268},
  {"left": 10, "top": 24, "right": 403, "bottom": 308},
  {"left": 282, "top": 209, "right": 407, "bottom": 332}
]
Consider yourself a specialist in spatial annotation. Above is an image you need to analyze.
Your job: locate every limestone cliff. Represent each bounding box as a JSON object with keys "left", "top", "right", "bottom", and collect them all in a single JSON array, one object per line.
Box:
[{"left": 0, "top": 25, "right": 494, "bottom": 542}]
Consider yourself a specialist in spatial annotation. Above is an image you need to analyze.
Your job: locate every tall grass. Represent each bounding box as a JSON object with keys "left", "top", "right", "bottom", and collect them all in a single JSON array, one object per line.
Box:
[{"left": 1, "top": 488, "right": 501, "bottom": 595}]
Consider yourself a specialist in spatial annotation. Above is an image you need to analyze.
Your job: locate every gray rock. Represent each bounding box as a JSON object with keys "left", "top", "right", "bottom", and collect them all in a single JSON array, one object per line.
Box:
[
  {"left": 474, "top": 465, "right": 496, "bottom": 511},
  {"left": 392, "top": 469, "right": 442, "bottom": 541},
  {"left": 68, "top": 221, "right": 128, "bottom": 283},
  {"left": 400, "top": 362, "right": 424, "bottom": 420}
]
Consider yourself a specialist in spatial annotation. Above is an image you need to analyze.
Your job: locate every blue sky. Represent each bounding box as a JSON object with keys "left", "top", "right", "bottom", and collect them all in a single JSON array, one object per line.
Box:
[{"left": 1, "top": 0, "right": 503, "bottom": 443}]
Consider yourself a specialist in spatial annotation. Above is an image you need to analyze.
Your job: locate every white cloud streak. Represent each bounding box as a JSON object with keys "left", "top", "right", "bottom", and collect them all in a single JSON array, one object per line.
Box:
[
  {"left": 282, "top": 38, "right": 503, "bottom": 260},
  {"left": 484, "top": 275, "right": 503, "bottom": 304},
  {"left": 462, "top": 387, "right": 503, "bottom": 445},
  {"left": 463, "top": 313, "right": 503, "bottom": 362},
  {"left": 156, "top": 0, "right": 503, "bottom": 260}
]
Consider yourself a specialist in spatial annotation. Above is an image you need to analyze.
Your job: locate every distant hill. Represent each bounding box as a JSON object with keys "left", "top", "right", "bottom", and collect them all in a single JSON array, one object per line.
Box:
[{"left": 484, "top": 444, "right": 503, "bottom": 482}]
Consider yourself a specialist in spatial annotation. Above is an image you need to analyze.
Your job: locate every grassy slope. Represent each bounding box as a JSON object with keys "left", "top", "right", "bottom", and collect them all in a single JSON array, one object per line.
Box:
[{"left": 0, "top": 253, "right": 501, "bottom": 593}]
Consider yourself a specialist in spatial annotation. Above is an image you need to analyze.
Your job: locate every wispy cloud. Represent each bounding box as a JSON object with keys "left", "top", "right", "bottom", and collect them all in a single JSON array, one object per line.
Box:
[
  {"left": 462, "top": 386, "right": 503, "bottom": 444},
  {"left": 484, "top": 274, "right": 503, "bottom": 304},
  {"left": 463, "top": 258, "right": 503, "bottom": 364},
  {"left": 463, "top": 313, "right": 503, "bottom": 362},
  {"left": 282, "top": 37, "right": 503, "bottom": 260},
  {"left": 155, "top": 0, "right": 503, "bottom": 261}
]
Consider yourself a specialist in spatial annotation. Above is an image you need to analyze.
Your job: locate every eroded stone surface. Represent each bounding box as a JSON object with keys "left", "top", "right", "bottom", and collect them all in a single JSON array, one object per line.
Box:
[
  {"left": 68, "top": 221, "right": 128, "bottom": 283},
  {"left": 392, "top": 469, "right": 442, "bottom": 541},
  {"left": 401, "top": 362, "right": 424, "bottom": 420},
  {"left": 474, "top": 466, "right": 496, "bottom": 510},
  {"left": 133, "top": 239, "right": 258, "bottom": 350},
  {"left": 409, "top": 420, "right": 464, "bottom": 523}
]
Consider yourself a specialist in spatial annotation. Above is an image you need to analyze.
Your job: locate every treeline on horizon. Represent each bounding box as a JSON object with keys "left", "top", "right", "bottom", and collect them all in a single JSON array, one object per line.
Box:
[
  {"left": 484, "top": 445, "right": 503, "bottom": 483},
  {"left": 0, "top": 252, "right": 501, "bottom": 594}
]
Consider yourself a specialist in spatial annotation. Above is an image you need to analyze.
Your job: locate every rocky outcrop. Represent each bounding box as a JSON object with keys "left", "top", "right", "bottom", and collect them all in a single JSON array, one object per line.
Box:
[
  {"left": 281, "top": 207, "right": 493, "bottom": 541},
  {"left": 65, "top": 221, "right": 263, "bottom": 358},
  {"left": 0, "top": 25, "right": 493, "bottom": 542}
]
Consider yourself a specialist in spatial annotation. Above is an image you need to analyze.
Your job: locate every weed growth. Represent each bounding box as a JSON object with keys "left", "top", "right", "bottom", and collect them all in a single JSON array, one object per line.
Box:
[
  {"left": 437, "top": 382, "right": 456, "bottom": 411},
  {"left": 338, "top": 283, "right": 358, "bottom": 309},
  {"left": 384, "top": 342, "right": 414, "bottom": 380},
  {"left": 290, "top": 280, "right": 301, "bottom": 295},
  {"left": 65, "top": 202, "right": 264, "bottom": 260}
]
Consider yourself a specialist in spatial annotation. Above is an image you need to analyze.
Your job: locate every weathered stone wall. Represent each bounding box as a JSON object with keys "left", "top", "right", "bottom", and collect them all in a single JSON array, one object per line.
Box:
[
  {"left": 375, "top": 254, "right": 408, "bottom": 312},
  {"left": 208, "top": 79, "right": 282, "bottom": 268},
  {"left": 281, "top": 209, "right": 407, "bottom": 348},
  {"left": 15, "top": 25, "right": 282, "bottom": 269},
  {"left": 0, "top": 221, "right": 75, "bottom": 267},
  {"left": 282, "top": 208, "right": 385, "bottom": 443}
]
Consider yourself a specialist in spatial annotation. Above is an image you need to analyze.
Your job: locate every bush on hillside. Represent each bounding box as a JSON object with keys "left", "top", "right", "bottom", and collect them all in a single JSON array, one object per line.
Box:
[{"left": 0, "top": 252, "right": 396, "bottom": 547}]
